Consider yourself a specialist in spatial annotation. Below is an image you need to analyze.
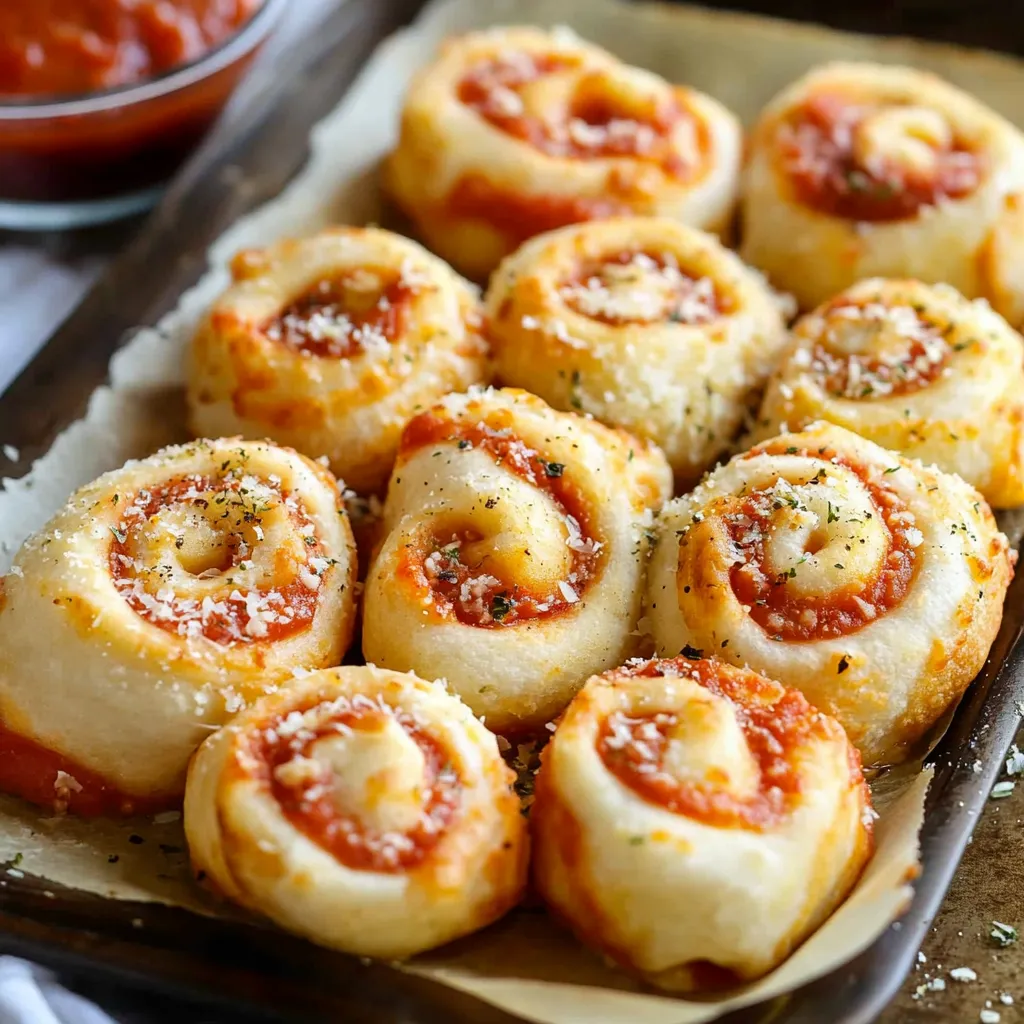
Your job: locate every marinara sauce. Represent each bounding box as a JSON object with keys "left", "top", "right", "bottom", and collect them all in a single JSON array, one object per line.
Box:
[
  {"left": 241, "top": 699, "right": 461, "bottom": 872},
  {"left": 395, "top": 408, "right": 602, "bottom": 627},
  {"left": 447, "top": 53, "right": 706, "bottom": 243},
  {"left": 777, "top": 93, "right": 983, "bottom": 222},
  {"left": 0, "top": 1, "right": 268, "bottom": 208},
  {"left": 0, "top": 0, "right": 263, "bottom": 98},
  {"left": 596, "top": 657, "right": 849, "bottom": 831},
  {"left": 0, "top": 721, "right": 174, "bottom": 816}
]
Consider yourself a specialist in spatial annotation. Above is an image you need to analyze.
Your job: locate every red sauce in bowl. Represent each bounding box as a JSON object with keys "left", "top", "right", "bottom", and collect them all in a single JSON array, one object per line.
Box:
[
  {"left": 0, "top": 0, "right": 273, "bottom": 210},
  {"left": 0, "top": 0, "right": 263, "bottom": 98}
]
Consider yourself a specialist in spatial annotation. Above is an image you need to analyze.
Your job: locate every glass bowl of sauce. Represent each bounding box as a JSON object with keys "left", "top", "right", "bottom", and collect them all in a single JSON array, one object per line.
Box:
[{"left": 0, "top": 0, "right": 286, "bottom": 230}]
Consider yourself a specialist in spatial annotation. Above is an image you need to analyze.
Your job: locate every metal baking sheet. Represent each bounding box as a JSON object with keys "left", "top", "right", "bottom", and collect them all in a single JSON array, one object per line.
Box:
[{"left": 1, "top": 1, "right": 1023, "bottom": 1022}]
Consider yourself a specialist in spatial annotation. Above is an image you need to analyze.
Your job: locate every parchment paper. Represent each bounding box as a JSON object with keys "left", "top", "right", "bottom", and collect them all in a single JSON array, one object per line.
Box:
[{"left": 2, "top": 0, "right": 1023, "bottom": 1020}]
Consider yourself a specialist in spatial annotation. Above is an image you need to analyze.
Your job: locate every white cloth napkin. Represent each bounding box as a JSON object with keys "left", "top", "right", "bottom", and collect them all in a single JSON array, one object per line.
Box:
[
  {"left": 0, "top": 961, "right": 115, "bottom": 1024},
  {"left": 0, "top": 247, "right": 102, "bottom": 395}
]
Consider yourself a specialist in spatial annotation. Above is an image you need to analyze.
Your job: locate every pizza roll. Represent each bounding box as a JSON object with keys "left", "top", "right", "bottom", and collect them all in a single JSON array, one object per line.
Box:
[
  {"left": 486, "top": 217, "right": 790, "bottom": 489},
  {"left": 531, "top": 656, "right": 872, "bottom": 990},
  {"left": 362, "top": 387, "right": 672, "bottom": 734},
  {"left": 741, "top": 62, "right": 1024, "bottom": 318},
  {"left": 185, "top": 665, "right": 527, "bottom": 959},
  {"left": 0, "top": 439, "right": 357, "bottom": 815},
  {"left": 386, "top": 26, "right": 742, "bottom": 280},
  {"left": 755, "top": 278, "right": 1024, "bottom": 507},
  {"left": 188, "top": 227, "right": 490, "bottom": 495},
  {"left": 644, "top": 422, "right": 1013, "bottom": 765}
]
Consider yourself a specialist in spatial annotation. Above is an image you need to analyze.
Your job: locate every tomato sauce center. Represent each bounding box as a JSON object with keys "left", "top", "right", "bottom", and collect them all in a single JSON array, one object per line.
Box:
[
  {"left": 396, "top": 409, "right": 601, "bottom": 627},
  {"left": 777, "top": 93, "right": 982, "bottom": 221},
  {"left": 457, "top": 53, "right": 692, "bottom": 172},
  {"left": 809, "top": 300, "right": 952, "bottom": 400},
  {"left": 245, "top": 698, "right": 459, "bottom": 872},
  {"left": 448, "top": 52, "right": 705, "bottom": 242},
  {"left": 262, "top": 268, "right": 417, "bottom": 360},
  {"left": 722, "top": 445, "right": 918, "bottom": 641},
  {"left": 598, "top": 657, "right": 838, "bottom": 830},
  {"left": 108, "top": 473, "right": 325, "bottom": 645}
]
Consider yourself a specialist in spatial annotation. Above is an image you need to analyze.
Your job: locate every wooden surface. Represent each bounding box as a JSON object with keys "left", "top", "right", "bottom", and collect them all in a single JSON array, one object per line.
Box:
[{"left": 878, "top": 725, "right": 1024, "bottom": 1023}]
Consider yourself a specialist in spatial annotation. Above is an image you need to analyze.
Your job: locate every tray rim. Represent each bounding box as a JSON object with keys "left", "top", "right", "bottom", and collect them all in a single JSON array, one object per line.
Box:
[{"left": 1, "top": 2, "right": 1023, "bottom": 1022}]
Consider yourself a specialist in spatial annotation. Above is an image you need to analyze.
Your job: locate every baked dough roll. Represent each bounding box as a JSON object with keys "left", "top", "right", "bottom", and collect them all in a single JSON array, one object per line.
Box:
[
  {"left": 756, "top": 278, "right": 1024, "bottom": 507},
  {"left": 644, "top": 422, "right": 1013, "bottom": 765},
  {"left": 741, "top": 62, "right": 1024, "bottom": 317},
  {"left": 531, "top": 655, "right": 872, "bottom": 990},
  {"left": 486, "top": 217, "right": 790, "bottom": 489},
  {"left": 0, "top": 439, "right": 357, "bottom": 816},
  {"left": 185, "top": 665, "right": 527, "bottom": 959},
  {"left": 362, "top": 387, "right": 673, "bottom": 734},
  {"left": 188, "top": 227, "right": 490, "bottom": 495},
  {"left": 386, "top": 27, "right": 742, "bottom": 280}
]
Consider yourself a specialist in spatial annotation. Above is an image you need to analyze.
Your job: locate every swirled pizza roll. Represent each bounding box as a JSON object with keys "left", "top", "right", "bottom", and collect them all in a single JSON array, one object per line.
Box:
[
  {"left": 188, "top": 227, "right": 490, "bottom": 495},
  {"left": 741, "top": 63, "right": 1024, "bottom": 317},
  {"left": 486, "top": 217, "right": 790, "bottom": 489},
  {"left": 531, "top": 656, "right": 872, "bottom": 990},
  {"left": 755, "top": 279, "right": 1024, "bottom": 507},
  {"left": 645, "top": 422, "right": 1013, "bottom": 765},
  {"left": 0, "top": 439, "right": 357, "bottom": 815},
  {"left": 386, "top": 27, "right": 742, "bottom": 280},
  {"left": 362, "top": 387, "right": 673, "bottom": 734},
  {"left": 184, "top": 665, "right": 527, "bottom": 959}
]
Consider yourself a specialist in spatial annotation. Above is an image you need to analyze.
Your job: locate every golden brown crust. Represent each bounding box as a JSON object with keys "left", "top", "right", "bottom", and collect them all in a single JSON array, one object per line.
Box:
[
  {"left": 645, "top": 422, "right": 1013, "bottom": 765},
  {"left": 386, "top": 27, "right": 742, "bottom": 280},
  {"left": 362, "top": 387, "right": 672, "bottom": 734},
  {"left": 978, "top": 192, "right": 1024, "bottom": 327},
  {"left": 741, "top": 62, "right": 1024, "bottom": 318},
  {"left": 754, "top": 278, "right": 1024, "bottom": 507},
  {"left": 486, "top": 217, "right": 790, "bottom": 489},
  {"left": 0, "top": 438, "right": 357, "bottom": 813},
  {"left": 531, "top": 656, "right": 873, "bottom": 989},
  {"left": 188, "top": 227, "right": 490, "bottom": 495},
  {"left": 184, "top": 666, "right": 527, "bottom": 958}
]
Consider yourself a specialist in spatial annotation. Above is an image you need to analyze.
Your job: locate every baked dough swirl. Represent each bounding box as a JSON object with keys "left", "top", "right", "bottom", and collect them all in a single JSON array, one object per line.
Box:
[
  {"left": 386, "top": 27, "right": 742, "bottom": 280},
  {"left": 644, "top": 422, "right": 1013, "bottom": 765},
  {"left": 362, "top": 387, "right": 672, "bottom": 734},
  {"left": 741, "top": 62, "right": 1024, "bottom": 317},
  {"left": 188, "top": 227, "right": 490, "bottom": 495},
  {"left": 485, "top": 217, "right": 790, "bottom": 488},
  {"left": 185, "top": 665, "right": 526, "bottom": 959},
  {"left": 755, "top": 278, "right": 1024, "bottom": 507},
  {"left": 0, "top": 438, "right": 357, "bottom": 816},
  {"left": 531, "top": 655, "right": 872, "bottom": 990}
]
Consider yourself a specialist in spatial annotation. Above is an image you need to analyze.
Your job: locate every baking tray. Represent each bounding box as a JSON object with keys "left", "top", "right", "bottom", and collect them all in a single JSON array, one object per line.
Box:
[{"left": 2, "top": 1, "right": 1024, "bottom": 1021}]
